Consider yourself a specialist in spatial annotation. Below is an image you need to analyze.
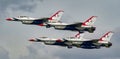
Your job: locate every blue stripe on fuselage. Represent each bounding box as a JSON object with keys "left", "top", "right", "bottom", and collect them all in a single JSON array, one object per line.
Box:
[
  {"left": 63, "top": 25, "right": 79, "bottom": 31},
  {"left": 52, "top": 42, "right": 67, "bottom": 46},
  {"left": 31, "top": 20, "right": 44, "bottom": 25},
  {"left": 80, "top": 41, "right": 97, "bottom": 49}
]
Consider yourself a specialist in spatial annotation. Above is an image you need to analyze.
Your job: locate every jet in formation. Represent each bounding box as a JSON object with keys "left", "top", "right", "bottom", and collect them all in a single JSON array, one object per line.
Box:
[
  {"left": 6, "top": 10, "right": 113, "bottom": 49},
  {"left": 6, "top": 10, "right": 97, "bottom": 33},
  {"left": 47, "top": 16, "right": 97, "bottom": 33},
  {"left": 6, "top": 10, "right": 64, "bottom": 26},
  {"left": 29, "top": 31, "right": 113, "bottom": 49}
]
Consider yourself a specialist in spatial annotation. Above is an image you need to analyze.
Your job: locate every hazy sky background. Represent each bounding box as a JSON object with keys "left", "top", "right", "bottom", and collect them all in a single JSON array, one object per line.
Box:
[{"left": 0, "top": 0, "right": 120, "bottom": 59}]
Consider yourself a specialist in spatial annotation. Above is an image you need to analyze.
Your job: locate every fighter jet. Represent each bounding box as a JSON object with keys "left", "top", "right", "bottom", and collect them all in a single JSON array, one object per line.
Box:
[
  {"left": 29, "top": 31, "right": 113, "bottom": 49},
  {"left": 46, "top": 16, "right": 97, "bottom": 33},
  {"left": 6, "top": 10, "right": 97, "bottom": 33},
  {"left": 6, "top": 10, "right": 64, "bottom": 26}
]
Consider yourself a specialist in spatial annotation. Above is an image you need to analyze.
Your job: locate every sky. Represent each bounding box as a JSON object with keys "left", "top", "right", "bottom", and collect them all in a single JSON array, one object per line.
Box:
[{"left": 0, "top": 0, "right": 120, "bottom": 59}]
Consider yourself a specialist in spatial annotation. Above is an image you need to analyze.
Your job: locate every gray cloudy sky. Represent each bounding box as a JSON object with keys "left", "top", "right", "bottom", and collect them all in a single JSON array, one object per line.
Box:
[{"left": 0, "top": 0, "right": 120, "bottom": 59}]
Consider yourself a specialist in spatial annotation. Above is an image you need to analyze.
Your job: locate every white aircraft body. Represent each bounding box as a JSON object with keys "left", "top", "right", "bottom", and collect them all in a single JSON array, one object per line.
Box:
[
  {"left": 46, "top": 16, "right": 97, "bottom": 33},
  {"left": 29, "top": 31, "right": 113, "bottom": 49},
  {"left": 6, "top": 10, "right": 64, "bottom": 26},
  {"left": 6, "top": 10, "right": 97, "bottom": 33}
]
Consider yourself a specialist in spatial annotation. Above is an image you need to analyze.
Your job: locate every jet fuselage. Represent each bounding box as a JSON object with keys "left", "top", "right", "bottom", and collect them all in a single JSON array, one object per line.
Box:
[{"left": 29, "top": 38, "right": 112, "bottom": 49}]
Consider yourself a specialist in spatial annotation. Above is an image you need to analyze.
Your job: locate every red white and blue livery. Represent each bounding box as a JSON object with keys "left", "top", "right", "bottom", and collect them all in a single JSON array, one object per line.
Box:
[
  {"left": 6, "top": 10, "right": 64, "bottom": 26},
  {"left": 6, "top": 10, "right": 97, "bottom": 33},
  {"left": 29, "top": 31, "right": 113, "bottom": 49},
  {"left": 47, "top": 16, "right": 97, "bottom": 33}
]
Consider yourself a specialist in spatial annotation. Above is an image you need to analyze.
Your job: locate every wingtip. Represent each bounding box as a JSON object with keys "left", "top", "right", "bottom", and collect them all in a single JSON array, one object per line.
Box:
[
  {"left": 108, "top": 31, "right": 114, "bottom": 33},
  {"left": 92, "top": 16, "right": 98, "bottom": 17},
  {"left": 58, "top": 10, "right": 64, "bottom": 12}
]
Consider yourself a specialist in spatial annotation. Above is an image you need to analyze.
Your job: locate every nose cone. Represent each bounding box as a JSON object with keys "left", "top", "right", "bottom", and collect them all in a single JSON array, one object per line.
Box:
[
  {"left": 29, "top": 39, "right": 35, "bottom": 42},
  {"left": 6, "top": 18, "right": 13, "bottom": 21}
]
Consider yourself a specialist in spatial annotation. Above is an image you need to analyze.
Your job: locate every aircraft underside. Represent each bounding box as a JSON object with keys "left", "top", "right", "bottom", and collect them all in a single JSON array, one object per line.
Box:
[
  {"left": 44, "top": 41, "right": 103, "bottom": 49},
  {"left": 54, "top": 25, "right": 96, "bottom": 33}
]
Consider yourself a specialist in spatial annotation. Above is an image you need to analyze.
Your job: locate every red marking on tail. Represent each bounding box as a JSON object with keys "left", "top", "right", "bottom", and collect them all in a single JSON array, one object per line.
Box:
[
  {"left": 99, "top": 31, "right": 112, "bottom": 41},
  {"left": 82, "top": 16, "right": 97, "bottom": 26},
  {"left": 75, "top": 32, "right": 80, "bottom": 38},
  {"left": 48, "top": 10, "right": 64, "bottom": 20}
]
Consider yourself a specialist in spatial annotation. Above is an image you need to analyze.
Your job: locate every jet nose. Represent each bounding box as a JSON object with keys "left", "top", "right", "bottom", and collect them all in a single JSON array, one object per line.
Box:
[
  {"left": 6, "top": 18, "right": 13, "bottom": 21},
  {"left": 29, "top": 39, "right": 35, "bottom": 42}
]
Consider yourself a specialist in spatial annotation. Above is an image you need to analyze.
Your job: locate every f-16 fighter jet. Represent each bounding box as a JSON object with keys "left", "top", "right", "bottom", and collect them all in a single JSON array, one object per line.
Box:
[
  {"left": 46, "top": 16, "right": 97, "bottom": 33},
  {"left": 6, "top": 10, "right": 97, "bottom": 33},
  {"left": 6, "top": 10, "right": 64, "bottom": 26},
  {"left": 29, "top": 31, "right": 113, "bottom": 49}
]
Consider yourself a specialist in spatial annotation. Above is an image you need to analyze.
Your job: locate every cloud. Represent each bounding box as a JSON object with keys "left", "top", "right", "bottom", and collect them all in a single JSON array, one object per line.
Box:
[
  {"left": 0, "top": 47, "right": 9, "bottom": 59},
  {"left": 0, "top": 0, "right": 40, "bottom": 19},
  {"left": 1, "top": 0, "right": 120, "bottom": 59},
  {"left": 19, "top": 44, "right": 60, "bottom": 59}
]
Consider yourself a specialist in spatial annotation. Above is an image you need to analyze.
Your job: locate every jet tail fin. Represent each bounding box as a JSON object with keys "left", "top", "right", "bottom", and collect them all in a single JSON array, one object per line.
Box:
[
  {"left": 75, "top": 32, "right": 84, "bottom": 39},
  {"left": 82, "top": 16, "right": 97, "bottom": 27},
  {"left": 75, "top": 32, "right": 80, "bottom": 38},
  {"left": 48, "top": 10, "right": 64, "bottom": 22},
  {"left": 98, "top": 31, "right": 114, "bottom": 43}
]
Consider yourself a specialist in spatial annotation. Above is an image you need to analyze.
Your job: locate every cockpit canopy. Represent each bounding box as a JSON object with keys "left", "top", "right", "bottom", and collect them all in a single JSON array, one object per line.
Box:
[
  {"left": 65, "top": 37, "right": 77, "bottom": 39},
  {"left": 17, "top": 16, "right": 29, "bottom": 18},
  {"left": 39, "top": 37, "right": 48, "bottom": 38}
]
